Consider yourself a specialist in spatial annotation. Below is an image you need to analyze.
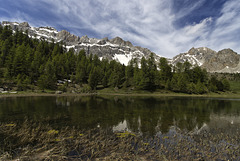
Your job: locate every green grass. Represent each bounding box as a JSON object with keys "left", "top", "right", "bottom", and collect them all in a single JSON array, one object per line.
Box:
[
  {"left": 229, "top": 81, "right": 240, "bottom": 93},
  {"left": 96, "top": 86, "right": 240, "bottom": 99},
  {"left": 1, "top": 82, "right": 240, "bottom": 99}
]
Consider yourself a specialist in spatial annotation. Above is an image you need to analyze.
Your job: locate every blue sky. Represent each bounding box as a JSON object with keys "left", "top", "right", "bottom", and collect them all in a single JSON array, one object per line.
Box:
[{"left": 0, "top": 0, "right": 239, "bottom": 58}]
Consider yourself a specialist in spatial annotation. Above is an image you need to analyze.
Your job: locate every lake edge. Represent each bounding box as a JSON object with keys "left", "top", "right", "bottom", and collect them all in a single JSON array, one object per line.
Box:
[{"left": 1, "top": 91, "right": 240, "bottom": 99}]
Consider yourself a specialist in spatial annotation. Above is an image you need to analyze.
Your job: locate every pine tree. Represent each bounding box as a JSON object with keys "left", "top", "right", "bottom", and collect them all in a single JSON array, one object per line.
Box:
[
  {"left": 1, "top": 26, "right": 12, "bottom": 41},
  {"left": 159, "top": 57, "right": 172, "bottom": 86},
  {"left": 222, "top": 79, "right": 230, "bottom": 91},
  {"left": 0, "top": 39, "right": 11, "bottom": 66},
  {"left": 13, "top": 44, "right": 27, "bottom": 76},
  {"left": 170, "top": 74, "right": 179, "bottom": 92},
  {"left": 88, "top": 67, "right": 99, "bottom": 90},
  {"left": 76, "top": 55, "right": 88, "bottom": 84},
  {"left": 192, "top": 66, "right": 208, "bottom": 84},
  {"left": 124, "top": 63, "right": 134, "bottom": 87},
  {"left": 133, "top": 66, "right": 141, "bottom": 87},
  {"left": 38, "top": 74, "right": 48, "bottom": 91},
  {"left": 177, "top": 74, "right": 188, "bottom": 93},
  {"left": 147, "top": 53, "right": 157, "bottom": 90},
  {"left": 37, "top": 60, "right": 57, "bottom": 90},
  {"left": 139, "top": 57, "right": 150, "bottom": 89},
  {"left": 166, "top": 79, "right": 172, "bottom": 90},
  {"left": 0, "top": 25, "right": 3, "bottom": 35},
  {"left": 208, "top": 78, "right": 217, "bottom": 92},
  {"left": 187, "top": 82, "right": 196, "bottom": 94},
  {"left": 196, "top": 80, "right": 207, "bottom": 94},
  {"left": 102, "top": 73, "right": 109, "bottom": 88}
]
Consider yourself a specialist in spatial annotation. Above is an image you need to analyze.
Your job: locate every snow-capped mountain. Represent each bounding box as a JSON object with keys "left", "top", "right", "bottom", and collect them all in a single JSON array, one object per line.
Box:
[
  {"left": 172, "top": 47, "right": 216, "bottom": 67},
  {"left": 2, "top": 21, "right": 240, "bottom": 73},
  {"left": 1, "top": 21, "right": 160, "bottom": 66},
  {"left": 172, "top": 47, "right": 240, "bottom": 73}
]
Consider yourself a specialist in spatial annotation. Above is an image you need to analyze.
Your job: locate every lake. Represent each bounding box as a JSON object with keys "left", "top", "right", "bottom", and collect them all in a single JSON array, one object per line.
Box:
[
  {"left": 0, "top": 95, "right": 239, "bottom": 135},
  {"left": 0, "top": 95, "right": 240, "bottom": 160}
]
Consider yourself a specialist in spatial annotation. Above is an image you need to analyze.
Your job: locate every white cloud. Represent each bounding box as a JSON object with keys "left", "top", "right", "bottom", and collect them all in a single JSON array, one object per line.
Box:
[
  {"left": 184, "top": 18, "right": 212, "bottom": 35},
  {"left": 206, "top": 0, "right": 240, "bottom": 52},
  {"left": 1, "top": 0, "right": 240, "bottom": 58}
]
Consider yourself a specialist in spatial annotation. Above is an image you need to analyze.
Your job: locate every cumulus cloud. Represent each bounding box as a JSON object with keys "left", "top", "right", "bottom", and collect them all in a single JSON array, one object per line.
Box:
[{"left": 0, "top": 0, "right": 239, "bottom": 58}]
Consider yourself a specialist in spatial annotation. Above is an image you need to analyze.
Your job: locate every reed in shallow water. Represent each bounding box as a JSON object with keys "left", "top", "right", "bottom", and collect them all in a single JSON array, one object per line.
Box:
[{"left": 0, "top": 119, "right": 239, "bottom": 160}]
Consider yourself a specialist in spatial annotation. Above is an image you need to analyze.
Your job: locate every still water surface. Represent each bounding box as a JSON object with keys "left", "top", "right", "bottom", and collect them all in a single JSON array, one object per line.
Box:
[{"left": 0, "top": 96, "right": 240, "bottom": 136}]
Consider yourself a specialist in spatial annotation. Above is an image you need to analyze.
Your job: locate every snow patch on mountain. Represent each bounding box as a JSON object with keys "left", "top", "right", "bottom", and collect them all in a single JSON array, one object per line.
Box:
[
  {"left": 66, "top": 45, "right": 76, "bottom": 51},
  {"left": 1, "top": 21, "right": 162, "bottom": 66},
  {"left": 12, "top": 22, "right": 19, "bottom": 26},
  {"left": 172, "top": 47, "right": 240, "bottom": 73},
  {"left": 3, "top": 21, "right": 240, "bottom": 73},
  {"left": 184, "top": 54, "right": 203, "bottom": 66},
  {"left": 38, "top": 27, "right": 58, "bottom": 34},
  {"left": 113, "top": 54, "right": 133, "bottom": 66}
]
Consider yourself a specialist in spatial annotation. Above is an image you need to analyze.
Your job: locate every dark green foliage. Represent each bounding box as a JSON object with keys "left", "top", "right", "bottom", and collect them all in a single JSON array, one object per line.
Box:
[
  {"left": 0, "top": 26, "right": 230, "bottom": 93},
  {"left": 159, "top": 57, "right": 172, "bottom": 85},
  {"left": 37, "top": 61, "right": 57, "bottom": 90},
  {"left": 222, "top": 79, "right": 230, "bottom": 91},
  {"left": 135, "top": 54, "right": 158, "bottom": 90},
  {"left": 208, "top": 76, "right": 226, "bottom": 92},
  {"left": 88, "top": 67, "right": 102, "bottom": 90},
  {"left": 187, "top": 82, "right": 196, "bottom": 94},
  {"left": 109, "top": 62, "right": 125, "bottom": 88},
  {"left": 37, "top": 74, "right": 48, "bottom": 90},
  {"left": 195, "top": 80, "right": 207, "bottom": 94},
  {"left": 1, "top": 26, "right": 13, "bottom": 41},
  {"left": 16, "top": 75, "right": 30, "bottom": 91},
  {"left": 177, "top": 74, "right": 188, "bottom": 93}
]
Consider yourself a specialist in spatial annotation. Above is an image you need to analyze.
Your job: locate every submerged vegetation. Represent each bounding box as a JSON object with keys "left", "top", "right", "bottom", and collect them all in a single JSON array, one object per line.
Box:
[
  {"left": 0, "top": 119, "right": 239, "bottom": 160},
  {"left": 0, "top": 25, "right": 236, "bottom": 94},
  {"left": 0, "top": 93, "right": 240, "bottom": 160}
]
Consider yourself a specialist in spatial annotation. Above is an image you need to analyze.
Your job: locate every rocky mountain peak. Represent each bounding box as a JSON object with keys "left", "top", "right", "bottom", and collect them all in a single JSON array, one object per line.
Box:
[
  {"left": 172, "top": 47, "right": 215, "bottom": 67},
  {"left": 110, "top": 37, "right": 133, "bottom": 47},
  {"left": 79, "top": 35, "right": 89, "bottom": 43},
  {"left": 1, "top": 21, "right": 159, "bottom": 65},
  {"left": 188, "top": 47, "right": 216, "bottom": 55},
  {"left": 218, "top": 48, "right": 236, "bottom": 55},
  {"left": 57, "top": 30, "right": 79, "bottom": 42},
  {"left": 97, "top": 37, "right": 109, "bottom": 45},
  {"left": 202, "top": 48, "right": 240, "bottom": 72},
  {"left": 188, "top": 47, "right": 197, "bottom": 54},
  {"left": 172, "top": 47, "right": 240, "bottom": 73},
  {"left": 3, "top": 21, "right": 240, "bottom": 73},
  {"left": 20, "top": 22, "right": 30, "bottom": 27},
  {"left": 1, "top": 21, "right": 30, "bottom": 31}
]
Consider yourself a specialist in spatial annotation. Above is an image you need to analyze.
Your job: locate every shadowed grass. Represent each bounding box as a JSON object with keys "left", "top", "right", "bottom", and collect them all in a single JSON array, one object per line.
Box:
[{"left": 230, "top": 81, "right": 240, "bottom": 93}]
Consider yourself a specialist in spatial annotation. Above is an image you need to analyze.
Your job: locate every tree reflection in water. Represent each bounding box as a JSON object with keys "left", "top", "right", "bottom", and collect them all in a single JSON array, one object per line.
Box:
[{"left": 0, "top": 96, "right": 239, "bottom": 136}]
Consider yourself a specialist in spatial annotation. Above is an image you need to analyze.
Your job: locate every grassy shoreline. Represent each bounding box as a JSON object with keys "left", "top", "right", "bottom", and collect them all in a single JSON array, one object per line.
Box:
[{"left": 1, "top": 90, "right": 240, "bottom": 99}]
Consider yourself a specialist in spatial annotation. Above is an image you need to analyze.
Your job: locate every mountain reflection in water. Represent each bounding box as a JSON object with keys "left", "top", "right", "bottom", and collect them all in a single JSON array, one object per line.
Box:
[{"left": 0, "top": 96, "right": 239, "bottom": 136}]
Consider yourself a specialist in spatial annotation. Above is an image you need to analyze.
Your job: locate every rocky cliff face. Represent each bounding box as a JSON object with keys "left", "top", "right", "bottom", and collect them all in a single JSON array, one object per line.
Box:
[
  {"left": 2, "top": 21, "right": 240, "bottom": 73},
  {"left": 172, "top": 47, "right": 240, "bottom": 73},
  {"left": 202, "top": 49, "right": 240, "bottom": 72},
  {"left": 172, "top": 47, "right": 217, "bottom": 67},
  {"left": 1, "top": 21, "right": 160, "bottom": 65}
]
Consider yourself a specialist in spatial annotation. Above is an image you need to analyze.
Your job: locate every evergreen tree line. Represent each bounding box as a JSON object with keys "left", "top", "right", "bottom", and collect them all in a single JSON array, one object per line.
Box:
[{"left": 0, "top": 25, "right": 230, "bottom": 93}]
